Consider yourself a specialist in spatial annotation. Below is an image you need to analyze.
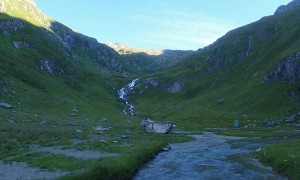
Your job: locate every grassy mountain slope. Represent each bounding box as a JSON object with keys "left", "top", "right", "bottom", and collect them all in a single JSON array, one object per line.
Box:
[
  {"left": 0, "top": 1, "right": 187, "bottom": 178},
  {"left": 131, "top": 5, "right": 300, "bottom": 130}
]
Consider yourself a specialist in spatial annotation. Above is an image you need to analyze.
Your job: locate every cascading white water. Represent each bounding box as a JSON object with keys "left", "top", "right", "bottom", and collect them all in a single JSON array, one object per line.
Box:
[{"left": 118, "top": 78, "right": 139, "bottom": 116}]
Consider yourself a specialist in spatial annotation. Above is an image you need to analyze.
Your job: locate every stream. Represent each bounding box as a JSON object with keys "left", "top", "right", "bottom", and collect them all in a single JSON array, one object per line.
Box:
[
  {"left": 134, "top": 132, "right": 286, "bottom": 180},
  {"left": 118, "top": 78, "right": 139, "bottom": 116}
]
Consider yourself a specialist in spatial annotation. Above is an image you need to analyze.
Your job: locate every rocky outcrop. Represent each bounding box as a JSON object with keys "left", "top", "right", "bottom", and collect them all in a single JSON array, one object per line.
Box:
[
  {"left": 274, "top": 0, "right": 300, "bottom": 15},
  {"left": 144, "top": 77, "right": 159, "bottom": 87},
  {"left": 12, "top": 41, "right": 31, "bottom": 50},
  {"left": 0, "top": 19, "right": 25, "bottom": 35},
  {"left": 40, "top": 59, "right": 65, "bottom": 75},
  {"left": 263, "top": 52, "right": 300, "bottom": 83},
  {"left": 49, "top": 22, "right": 121, "bottom": 71},
  {"left": 167, "top": 82, "right": 184, "bottom": 94},
  {"left": 0, "top": 1, "right": 5, "bottom": 12}
]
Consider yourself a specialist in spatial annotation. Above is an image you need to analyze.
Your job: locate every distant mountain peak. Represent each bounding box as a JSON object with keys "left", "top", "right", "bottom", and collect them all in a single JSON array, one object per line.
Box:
[
  {"left": 274, "top": 0, "right": 300, "bottom": 15},
  {"left": 104, "top": 42, "right": 164, "bottom": 56}
]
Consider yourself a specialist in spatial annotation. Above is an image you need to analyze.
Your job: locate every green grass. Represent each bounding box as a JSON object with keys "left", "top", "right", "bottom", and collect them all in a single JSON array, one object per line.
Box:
[
  {"left": 60, "top": 141, "right": 165, "bottom": 180},
  {"left": 256, "top": 140, "right": 300, "bottom": 180}
]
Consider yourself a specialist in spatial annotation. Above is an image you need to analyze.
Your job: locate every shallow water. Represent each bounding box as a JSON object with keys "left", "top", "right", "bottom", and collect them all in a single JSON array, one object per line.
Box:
[{"left": 134, "top": 132, "right": 286, "bottom": 180}]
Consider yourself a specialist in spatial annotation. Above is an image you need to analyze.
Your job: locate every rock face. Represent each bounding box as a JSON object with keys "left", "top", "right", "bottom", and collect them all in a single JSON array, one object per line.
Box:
[
  {"left": 0, "top": 1, "right": 5, "bottom": 12},
  {"left": 0, "top": 19, "right": 25, "bottom": 35},
  {"left": 263, "top": 52, "right": 300, "bottom": 83},
  {"left": 275, "top": 0, "right": 300, "bottom": 15}
]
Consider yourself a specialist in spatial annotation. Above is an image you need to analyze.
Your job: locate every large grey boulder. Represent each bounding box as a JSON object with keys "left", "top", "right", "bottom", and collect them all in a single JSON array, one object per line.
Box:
[
  {"left": 0, "top": 102, "right": 13, "bottom": 109},
  {"left": 140, "top": 119, "right": 173, "bottom": 134}
]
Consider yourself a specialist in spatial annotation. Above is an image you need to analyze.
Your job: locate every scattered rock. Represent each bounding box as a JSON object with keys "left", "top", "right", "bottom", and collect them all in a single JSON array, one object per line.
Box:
[
  {"left": 144, "top": 77, "right": 159, "bottom": 87},
  {"left": 75, "top": 129, "right": 82, "bottom": 133},
  {"left": 233, "top": 120, "right": 239, "bottom": 128},
  {"left": 121, "top": 135, "right": 130, "bottom": 139},
  {"left": 7, "top": 120, "right": 16, "bottom": 124},
  {"left": 162, "top": 144, "right": 171, "bottom": 151},
  {"left": 100, "top": 117, "right": 108, "bottom": 122},
  {"left": 167, "top": 82, "right": 183, "bottom": 94},
  {"left": 218, "top": 99, "right": 224, "bottom": 105},
  {"left": 0, "top": 102, "right": 13, "bottom": 109},
  {"left": 66, "top": 122, "right": 78, "bottom": 126},
  {"left": 72, "top": 107, "right": 78, "bottom": 113},
  {"left": 92, "top": 125, "right": 110, "bottom": 131},
  {"left": 12, "top": 41, "right": 30, "bottom": 50},
  {"left": 39, "top": 121, "right": 48, "bottom": 126}
]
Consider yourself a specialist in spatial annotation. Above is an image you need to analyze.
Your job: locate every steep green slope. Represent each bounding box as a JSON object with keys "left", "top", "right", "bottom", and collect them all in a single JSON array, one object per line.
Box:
[{"left": 131, "top": 4, "right": 300, "bottom": 130}]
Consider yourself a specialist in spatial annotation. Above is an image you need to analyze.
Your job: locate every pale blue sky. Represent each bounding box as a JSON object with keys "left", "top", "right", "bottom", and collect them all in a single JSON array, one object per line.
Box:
[{"left": 35, "top": 0, "right": 291, "bottom": 50}]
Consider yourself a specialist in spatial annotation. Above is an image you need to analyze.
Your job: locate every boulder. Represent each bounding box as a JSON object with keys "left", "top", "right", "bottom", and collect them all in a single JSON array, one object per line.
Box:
[
  {"left": 162, "top": 144, "right": 172, "bottom": 151},
  {"left": 92, "top": 125, "right": 110, "bottom": 131},
  {"left": 218, "top": 99, "right": 224, "bottom": 105},
  {"left": 233, "top": 120, "right": 239, "bottom": 128},
  {"left": 0, "top": 102, "right": 13, "bottom": 109},
  {"left": 140, "top": 119, "right": 173, "bottom": 134}
]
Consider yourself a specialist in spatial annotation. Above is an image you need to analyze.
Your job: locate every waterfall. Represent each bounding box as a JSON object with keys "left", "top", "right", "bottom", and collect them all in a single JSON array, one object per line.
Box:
[{"left": 118, "top": 78, "right": 139, "bottom": 116}]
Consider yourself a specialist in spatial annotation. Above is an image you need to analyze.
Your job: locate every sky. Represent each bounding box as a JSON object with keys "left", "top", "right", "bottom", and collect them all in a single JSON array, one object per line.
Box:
[{"left": 35, "top": 0, "right": 291, "bottom": 50}]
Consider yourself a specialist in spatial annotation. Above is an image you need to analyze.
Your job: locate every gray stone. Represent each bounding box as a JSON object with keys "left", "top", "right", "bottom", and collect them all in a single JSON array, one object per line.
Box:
[
  {"left": 92, "top": 125, "right": 110, "bottom": 131},
  {"left": 7, "top": 120, "right": 15, "bottom": 124},
  {"left": 141, "top": 119, "right": 173, "bottom": 134},
  {"left": 144, "top": 77, "right": 159, "bottom": 87},
  {"left": 167, "top": 82, "right": 183, "bottom": 94},
  {"left": 162, "top": 144, "right": 171, "bottom": 151},
  {"left": 39, "top": 121, "right": 48, "bottom": 126},
  {"left": 218, "top": 99, "right": 224, "bottom": 105},
  {"left": 66, "top": 122, "right": 78, "bottom": 126},
  {"left": 72, "top": 107, "right": 78, "bottom": 113},
  {"left": 75, "top": 129, "right": 82, "bottom": 133},
  {"left": 233, "top": 120, "right": 239, "bottom": 128},
  {"left": 0, "top": 102, "right": 13, "bottom": 109},
  {"left": 100, "top": 117, "right": 108, "bottom": 122},
  {"left": 121, "top": 135, "right": 130, "bottom": 139}
]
